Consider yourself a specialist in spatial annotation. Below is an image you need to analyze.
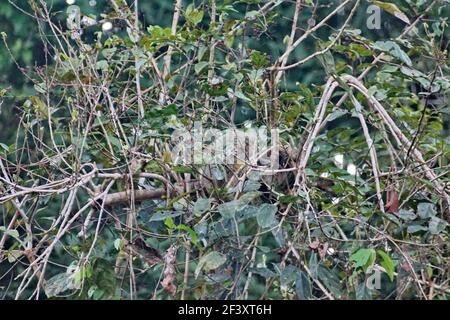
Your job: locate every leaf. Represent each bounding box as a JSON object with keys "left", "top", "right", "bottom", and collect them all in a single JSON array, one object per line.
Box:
[
  {"left": 185, "top": 4, "right": 204, "bottom": 25},
  {"left": 193, "top": 198, "right": 212, "bottom": 217},
  {"left": 176, "top": 224, "right": 199, "bottom": 245},
  {"left": 295, "top": 271, "right": 312, "bottom": 300},
  {"left": 428, "top": 217, "right": 448, "bottom": 235},
  {"left": 271, "top": 228, "right": 285, "bottom": 247},
  {"left": 250, "top": 50, "right": 268, "bottom": 68},
  {"left": 149, "top": 211, "right": 182, "bottom": 222},
  {"left": 356, "top": 281, "right": 372, "bottom": 300},
  {"left": 172, "top": 165, "right": 193, "bottom": 174},
  {"left": 309, "top": 240, "right": 320, "bottom": 250},
  {"left": 417, "top": 202, "right": 437, "bottom": 219},
  {"left": 373, "top": 1, "right": 410, "bottom": 24},
  {"left": 0, "top": 227, "right": 22, "bottom": 245},
  {"left": 373, "top": 41, "right": 412, "bottom": 66},
  {"left": 0, "top": 142, "right": 9, "bottom": 153},
  {"left": 243, "top": 180, "right": 261, "bottom": 192},
  {"left": 256, "top": 203, "right": 277, "bottom": 228},
  {"left": 248, "top": 267, "right": 277, "bottom": 278},
  {"left": 280, "top": 265, "right": 298, "bottom": 289},
  {"left": 234, "top": 90, "right": 251, "bottom": 102},
  {"left": 95, "top": 60, "right": 109, "bottom": 71},
  {"left": 318, "top": 242, "right": 329, "bottom": 261},
  {"left": 218, "top": 200, "right": 238, "bottom": 219},
  {"left": 224, "top": 35, "right": 234, "bottom": 48},
  {"left": 7, "top": 250, "right": 23, "bottom": 263},
  {"left": 377, "top": 250, "right": 395, "bottom": 282},
  {"left": 44, "top": 271, "right": 78, "bottom": 298},
  {"left": 195, "top": 251, "right": 226, "bottom": 278},
  {"left": 245, "top": 10, "right": 259, "bottom": 19},
  {"left": 113, "top": 238, "right": 122, "bottom": 251},
  {"left": 34, "top": 82, "right": 47, "bottom": 94},
  {"left": 407, "top": 224, "right": 428, "bottom": 234},
  {"left": 316, "top": 42, "right": 336, "bottom": 75},
  {"left": 398, "top": 209, "right": 416, "bottom": 221},
  {"left": 385, "top": 188, "right": 399, "bottom": 213},
  {"left": 194, "top": 61, "right": 209, "bottom": 75},
  {"left": 237, "top": 191, "right": 261, "bottom": 208},
  {"left": 237, "top": 205, "right": 259, "bottom": 220},
  {"left": 317, "top": 265, "right": 342, "bottom": 298},
  {"left": 350, "top": 248, "right": 376, "bottom": 272}
]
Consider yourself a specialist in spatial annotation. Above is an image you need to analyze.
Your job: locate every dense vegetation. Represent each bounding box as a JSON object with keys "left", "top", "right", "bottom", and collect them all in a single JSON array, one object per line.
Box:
[{"left": 0, "top": 0, "right": 449, "bottom": 300}]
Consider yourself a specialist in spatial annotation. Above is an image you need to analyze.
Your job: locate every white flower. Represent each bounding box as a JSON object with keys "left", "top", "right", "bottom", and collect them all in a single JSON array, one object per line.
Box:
[
  {"left": 209, "top": 76, "right": 223, "bottom": 85},
  {"left": 102, "top": 21, "right": 113, "bottom": 31}
]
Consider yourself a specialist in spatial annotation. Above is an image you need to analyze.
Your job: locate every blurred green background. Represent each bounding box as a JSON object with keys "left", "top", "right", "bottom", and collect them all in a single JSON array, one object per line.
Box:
[{"left": 0, "top": 0, "right": 445, "bottom": 144}]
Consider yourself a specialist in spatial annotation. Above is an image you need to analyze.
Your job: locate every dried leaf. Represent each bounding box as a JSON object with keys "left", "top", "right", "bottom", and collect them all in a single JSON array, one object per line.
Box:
[
  {"left": 161, "top": 245, "right": 177, "bottom": 295},
  {"left": 385, "top": 188, "right": 399, "bottom": 213},
  {"left": 309, "top": 240, "right": 320, "bottom": 250},
  {"left": 373, "top": 1, "right": 410, "bottom": 24},
  {"left": 318, "top": 242, "right": 329, "bottom": 261}
]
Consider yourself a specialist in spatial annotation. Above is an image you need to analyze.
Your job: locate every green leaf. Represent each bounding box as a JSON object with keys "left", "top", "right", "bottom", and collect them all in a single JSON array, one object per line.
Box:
[
  {"left": 243, "top": 180, "right": 261, "bottom": 192},
  {"left": 398, "top": 209, "right": 416, "bottom": 221},
  {"left": 237, "top": 191, "right": 261, "bottom": 208},
  {"left": 317, "top": 265, "right": 342, "bottom": 298},
  {"left": 234, "top": 90, "right": 251, "bottom": 102},
  {"left": 34, "top": 82, "right": 47, "bottom": 94},
  {"left": 164, "top": 217, "right": 177, "bottom": 229},
  {"left": 373, "top": 1, "right": 410, "bottom": 24},
  {"left": 316, "top": 42, "right": 336, "bottom": 75},
  {"left": 373, "top": 41, "right": 412, "bottom": 66},
  {"left": 245, "top": 10, "right": 258, "bottom": 19},
  {"left": 428, "top": 217, "right": 448, "bottom": 235},
  {"left": 250, "top": 50, "right": 268, "bottom": 68},
  {"left": 177, "top": 224, "right": 199, "bottom": 245},
  {"left": 0, "top": 227, "right": 20, "bottom": 243},
  {"left": 0, "top": 143, "right": 9, "bottom": 153},
  {"left": 193, "top": 198, "right": 212, "bottom": 217},
  {"left": 256, "top": 203, "right": 277, "bottom": 228},
  {"left": 350, "top": 248, "right": 376, "bottom": 272},
  {"left": 195, "top": 251, "right": 226, "bottom": 278},
  {"left": 172, "top": 165, "right": 194, "bottom": 174},
  {"left": 356, "top": 281, "right": 372, "bottom": 300},
  {"left": 149, "top": 211, "right": 182, "bottom": 222},
  {"left": 7, "top": 250, "right": 23, "bottom": 263},
  {"left": 164, "top": 217, "right": 199, "bottom": 244},
  {"left": 218, "top": 200, "right": 238, "bottom": 219},
  {"left": 280, "top": 265, "right": 298, "bottom": 289},
  {"left": 295, "top": 271, "right": 312, "bottom": 300},
  {"left": 224, "top": 35, "right": 234, "bottom": 48},
  {"left": 377, "top": 250, "right": 395, "bottom": 282},
  {"left": 248, "top": 267, "right": 277, "bottom": 278},
  {"left": 95, "top": 60, "right": 109, "bottom": 71},
  {"left": 417, "top": 202, "right": 437, "bottom": 219},
  {"left": 185, "top": 4, "right": 204, "bottom": 25},
  {"left": 113, "top": 238, "right": 122, "bottom": 251},
  {"left": 194, "top": 61, "right": 209, "bottom": 75},
  {"left": 407, "top": 224, "right": 428, "bottom": 234},
  {"left": 44, "top": 270, "right": 79, "bottom": 298}
]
